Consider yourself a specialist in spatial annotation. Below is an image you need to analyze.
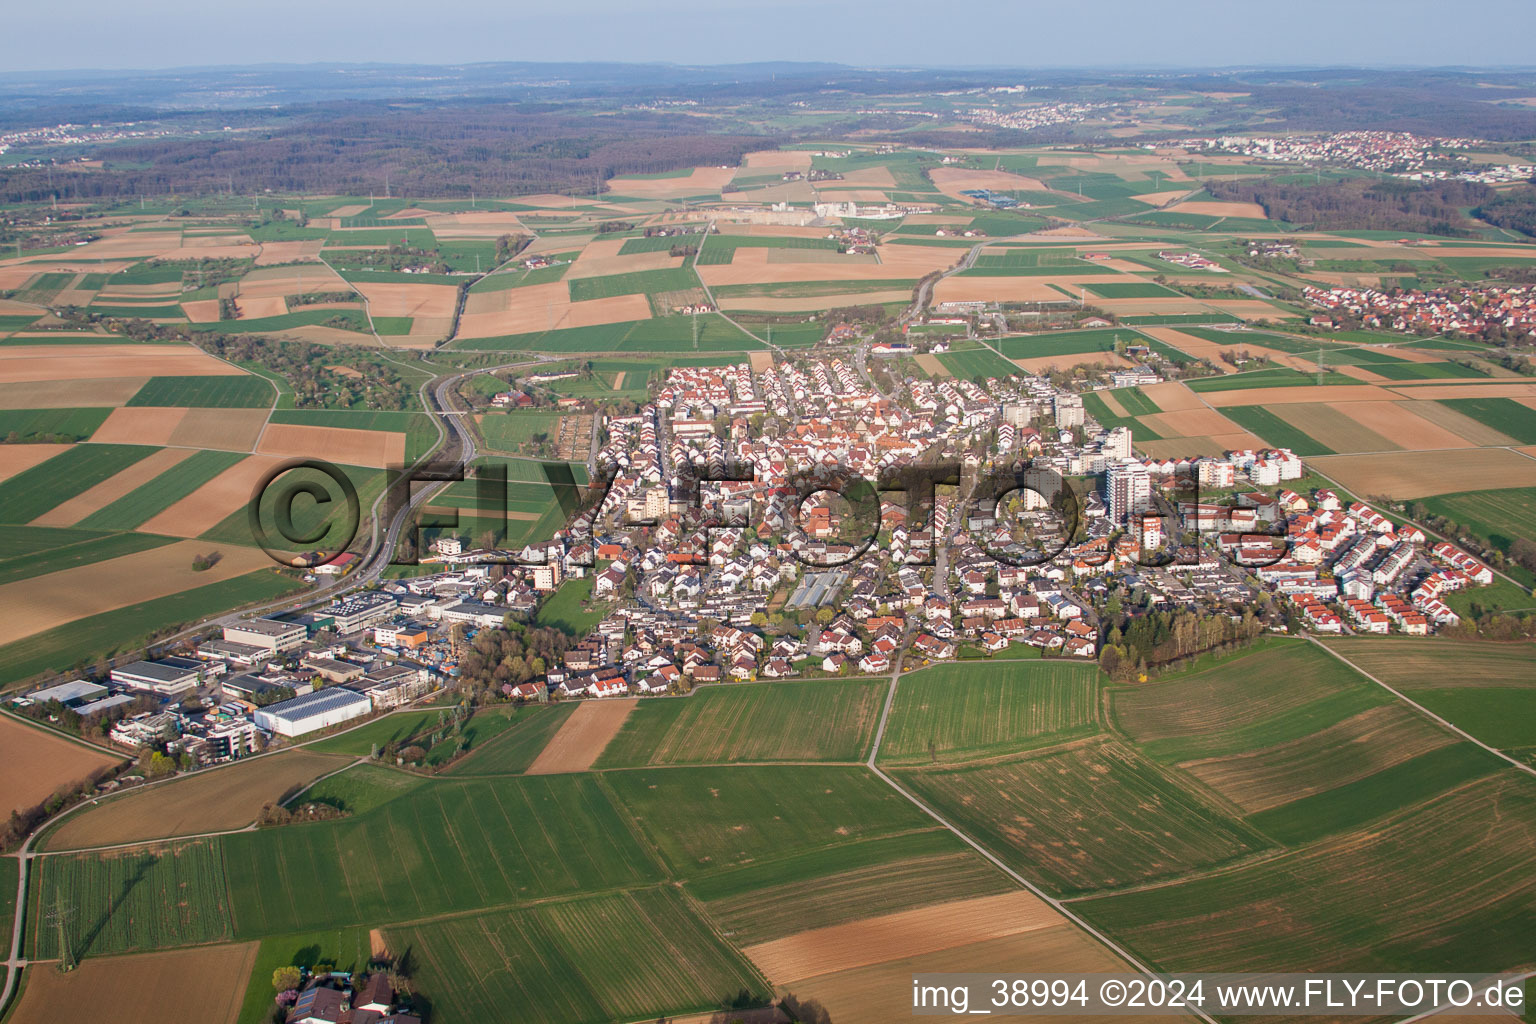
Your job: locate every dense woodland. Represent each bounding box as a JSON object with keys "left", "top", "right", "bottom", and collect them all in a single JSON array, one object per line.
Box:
[
  {"left": 1204, "top": 178, "right": 1493, "bottom": 237},
  {"left": 1474, "top": 187, "right": 1536, "bottom": 238},
  {"left": 0, "top": 104, "right": 772, "bottom": 203}
]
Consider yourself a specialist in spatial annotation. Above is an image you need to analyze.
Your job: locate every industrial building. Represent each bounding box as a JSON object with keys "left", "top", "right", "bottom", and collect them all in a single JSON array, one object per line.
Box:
[
  {"left": 224, "top": 618, "right": 307, "bottom": 654},
  {"left": 322, "top": 593, "right": 399, "bottom": 633},
  {"left": 252, "top": 687, "right": 372, "bottom": 737},
  {"left": 111, "top": 657, "right": 205, "bottom": 695}
]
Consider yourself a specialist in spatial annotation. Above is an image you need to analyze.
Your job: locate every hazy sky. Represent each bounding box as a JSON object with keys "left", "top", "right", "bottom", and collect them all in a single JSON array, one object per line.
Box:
[{"left": 5, "top": 0, "right": 1535, "bottom": 73}]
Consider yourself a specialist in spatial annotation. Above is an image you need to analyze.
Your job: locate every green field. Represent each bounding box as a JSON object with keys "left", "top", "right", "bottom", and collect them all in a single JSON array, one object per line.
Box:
[
  {"left": 892, "top": 739, "right": 1264, "bottom": 896},
  {"left": 1110, "top": 386, "right": 1161, "bottom": 416},
  {"left": 595, "top": 678, "right": 886, "bottom": 767},
  {"left": 303, "top": 711, "right": 444, "bottom": 756},
  {"left": 478, "top": 409, "right": 565, "bottom": 453},
  {"left": 1084, "top": 281, "right": 1184, "bottom": 298},
  {"left": 1404, "top": 689, "right": 1536, "bottom": 759},
  {"left": 1437, "top": 398, "right": 1536, "bottom": 444},
  {"left": 0, "top": 529, "right": 175, "bottom": 586},
  {"left": 1222, "top": 406, "right": 1337, "bottom": 456},
  {"left": 996, "top": 329, "right": 1125, "bottom": 359},
  {"left": 1076, "top": 771, "right": 1536, "bottom": 974},
  {"left": 688, "top": 828, "right": 1012, "bottom": 946},
  {"left": 396, "top": 887, "right": 766, "bottom": 1024},
  {"left": 1185, "top": 367, "right": 1354, "bottom": 392},
  {"left": 877, "top": 662, "right": 1099, "bottom": 766},
  {"left": 604, "top": 764, "right": 931, "bottom": 876},
  {"left": 30, "top": 838, "right": 233, "bottom": 959},
  {"left": 1364, "top": 361, "right": 1487, "bottom": 380},
  {"left": 223, "top": 774, "right": 663, "bottom": 936},
  {"left": 934, "top": 347, "right": 1019, "bottom": 381},
  {"left": 1245, "top": 742, "right": 1503, "bottom": 845},
  {"left": 0, "top": 444, "right": 158, "bottom": 524},
  {"left": 1110, "top": 641, "right": 1388, "bottom": 763},
  {"left": 441, "top": 703, "right": 578, "bottom": 775},
  {"left": 125, "top": 375, "right": 275, "bottom": 408},
  {"left": 0, "top": 407, "right": 111, "bottom": 442},
  {"left": 76, "top": 450, "right": 246, "bottom": 530},
  {"left": 235, "top": 927, "right": 375, "bottom": 1024},
  {"left": 567, "top": 267, "right": 700, "bottom": 302},
  {"left": 1417, "top": 487, "right": 1536, "bottom": 557},
  {"left": 454, "top": 314, "right": 766, "bottom": 353},
  {"left": 0, "top": 569, "right": 302, "bottom": 683},
  {"left": 532, "top": 576, "right": 606, "bottom": 636},
  {"left": 291, "top": 762, "right": 427, "bottom": 816}
]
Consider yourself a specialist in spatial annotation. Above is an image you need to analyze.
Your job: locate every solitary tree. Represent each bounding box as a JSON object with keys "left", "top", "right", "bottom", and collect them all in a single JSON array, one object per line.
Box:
[{"left": 273, "top": 966, "right": 302, "bottom": 993}]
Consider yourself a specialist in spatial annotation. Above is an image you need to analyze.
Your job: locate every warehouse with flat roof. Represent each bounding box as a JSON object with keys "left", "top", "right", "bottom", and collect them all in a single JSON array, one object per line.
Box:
[
  {"left": 252, "top": 687, "right": 372, "bottom": 737},
  {"left": 224, "top": 617, "right": 307, "bottom": 654}
]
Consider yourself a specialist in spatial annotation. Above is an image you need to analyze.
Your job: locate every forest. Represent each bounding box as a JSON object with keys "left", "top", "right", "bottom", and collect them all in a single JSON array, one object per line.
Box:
[
  {"left": 1475, "top": 187, "right": 1536, "bottom": 238},
  {"left": 1204, "top": 177, "right": 1492, "bottom": 236}
]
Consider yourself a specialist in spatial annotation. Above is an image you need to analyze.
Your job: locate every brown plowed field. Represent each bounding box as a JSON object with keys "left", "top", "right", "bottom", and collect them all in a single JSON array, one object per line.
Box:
[
  {"left": 0, "top": 345, "right": 242, "bottom": 383},
  {"left": 0, "top": 377, "right": 147, "bottom": 409},
  {"left": 1309, "top": 448, "right": 1536, "bottom": 498},
  {"left": 169, "top": 408, "right": 268, "bottom": 451},
  {"left": 524, "top": 698, "right": 636, "bottom": 774},
  {"left": 44, "top": 749, "right": 351, "bottom": 849},
  {"left": 745, "top": 890, "right": 1064, "bottom": 983},
  {"left": 0, "top": 714, "right": 122, "bottom": 820},
  {"left": 7, "top": 943, "right": 258, "bottom": 1024},
  {"left": 88, "top": 406, "right": 189, "bottom": 446},
  {"left": 1204, "top": 384, "right": 1399, "bottom": 406},
  {"left": 1139, "top": 380, "right": 1205, "bottom": 411},
  {"left": 772, "top": 926, "right": 1143, "bottom": 1024},
  {"left": 32, "top": 447, "right": 192, "bottom": 527},
  {"left": 1, "top": 541, "right": 276, "bottom": 643},
  {"left": 0, "top": 443, "right": 70, "bottom": 481},
  {"left": 256, "top": 423, "right": 405, "bottom": 468},
  {"left": 1171, "top": 200, "right": 1268, "bottom": 218},
  {"left": 350, "top": 280, "right": 458, "bottom": 318},
  {"left": 138, "top": 454, "right": 288, "bottom": 537}
]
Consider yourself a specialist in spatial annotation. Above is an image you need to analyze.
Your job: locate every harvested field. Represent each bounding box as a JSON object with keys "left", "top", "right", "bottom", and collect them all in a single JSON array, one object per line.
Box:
[
  {"left": 32, "top": 447, "right": 192, "bottom": 527},
  {"left": 44, "top": 749, "right": 351, "bottom": 850},
  {"left": 1385, "top": 381, "right": 1536, "bottom": 400},
  {"left": 458, "top": 280, "right": 651, "bottom": 338},
  {"left": 1138, "top": 380, "right": 1206, "bottom": 411},
  {"left": 167, "top": 407, "right": 268, "bottom": 451},
  {"left": 1178, "top": 704, "right": 1456, "bottom": 813},
  {"left": 1320, "top": 637, "right": 1536, "bottom": 690},
  {"left": 748, "top": 351, "right": 774, "bottom": 373},
  {"left": 1138, "top": 436, "right": 1259, "bottom": 459},
  {"left": 773, "top": 926, "right": 1133, "bottom": 1024},
  {"left": 253, "top": 240, "right": 325, "bottom": 265},
  {"left": 524, "top": 698, "right": 636, "bottom": 774},
  {"left": 0, "top": 714, "right": 121, "bottom": 820},
  {"left": 930, "top": 167, "right": 1049, "bottom": 198},
  {"left": 743, "top": 150, "right": 813, "bottom": 171},
  {"left": 1170, "top": 200, "right": 1268, "bottom": 218},
  {"left": 744, "top": 891, "right": 1062, "bottom": 983},
  {"left": 256, "top": 422, "right": 404, "bottom": 468},
  {"left": 0, "top": 443, "right": 70, "bottom": 482},
  {"left": 1013, "top": 351, "right": 1130, "bottom": 374},
  {"left": 86, "top": 406, "right": 188, "bottom": 445},
  {"left": 914, "top": 353, "right": 950, "bottom": 376},
  {"left": 135, "top": 454, "right": 288, "bottom": 537},
  {"left": 1332, "top": 401, "right": 1486, "bottom": 450},
  {"left": 1131, "top": 189, "right": 1196, "bottom": 206},
  {"left": 1274, "top": 402, "right": 1402, "bottom": 453},
  {"left": 933, "top": 276, "right": 1064, "bottom": 303},
  {"left": 181, "top": 299, "right": 221, "bottom": 323},
  {"left": 235, "top": 264, "right": 348, "bottom": 298},
  {"left": 233, "top": 296, "right": 287, "bottom": 319},
  {"left": 0, "top": 539, "right": 276, "bottom": 643},
  {"left": 1139, "top": 407, "right": 1252, "bottom": 439},
  {"left": 1407, "top": 403, "right": 1521, "bottom": 449},
  {"left": 0, "top": 377, "right": 146, "bottom": 409},
  {"left": 1203, "top": 384, "right": 1400, "bottom": 407},
  {"left": 1309, "top": 448, "right": 1536, "bottom": 498},
  {"left": 7, "top": 943, "right": 257, "bottom": 1024},
  {"left": 0, "top": 344, "right": 241, "bottom": 383},
  {"left": 350, "top": 280, "right": 458, "bottom": 317}
]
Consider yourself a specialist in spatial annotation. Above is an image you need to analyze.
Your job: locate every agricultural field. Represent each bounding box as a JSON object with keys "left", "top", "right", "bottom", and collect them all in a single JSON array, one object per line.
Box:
[
  {"left": 1075, "top": 771, "right": 1536, "bottom": 975},
  {"left": 125, "top": 374, "right": 275, "bottom": 408},
  {"left": 876, "top": 661, "right": 1099, "bottom": 766},
  {"left": 932, "top": 346, "right": 1019, "bottom": 381},
  {"left": 0, "top": 713, "right": 122, "bottom": 821},
  {"left": 222, "top": 773, "right": 665, "bottom": 936},
  {"left": 604, "top": 764, "right": 933, "bottom": 876},
  {"left": 1108, "top": 640, "right": 1388, "bottom": 762},
  {"left": 30, "top": 838, "right": 234, "bottom": 959},
  {"left": 394, "top": 887, "right": 765, "bottom": 1024},
  {"left": 1417, "top": 487, "right": 1536, "bottom": 559},
  {"left": 440, "top": 703, "right": 579, "bottom": 775},
  {"left": 688, "top": 829, "right": 1015, "bottom": 946},
  {"left": 593, "top": 678, "right": 886, "bottom": 767},
  {"left": 42, "top": 749, "right": 351, "bottom": 850},
  {"left": 9, "top": 943, "right": 259, "bottom": 1024},
  {"left": 891, "top": 738, "right": 1265, "bottom": 896}
]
